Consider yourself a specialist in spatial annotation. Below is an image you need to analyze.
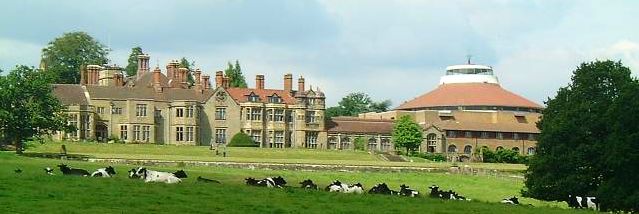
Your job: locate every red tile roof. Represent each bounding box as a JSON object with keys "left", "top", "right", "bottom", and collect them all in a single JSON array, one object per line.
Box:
[
  {"left": 326, "top": 117, "right": 394, "bottom": 134},
  {"left": 396, "top": 83, "right": 542, "bottom": 110},
  {"left": 425, "top": 120, "right": 539, "bottom": 133},
  {"left": 226, "top": 88, "right": 297, "bottom": 104}
]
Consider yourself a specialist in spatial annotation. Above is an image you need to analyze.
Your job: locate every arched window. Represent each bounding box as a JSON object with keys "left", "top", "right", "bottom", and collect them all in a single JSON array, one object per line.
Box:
[
  {"left": 496, "top": 146, "right": 504, "bottom": 151},
  {"left": 447, "top": 145, "right": 457, "bottom": 153},
  {"left": 368, "top": 137, "right": 377, "bottom": 151},
  {"left": 463, "top": 145, "right": 472, "bottom": 154},
  {"left": 512, "top": 147, "right": 520, "bottom": 153},
  {"left": 341, "top": 136, "right": 350, "bottom": 150},
  {"left": 527, "top": 147, "right": 536, "bottom": 155}
]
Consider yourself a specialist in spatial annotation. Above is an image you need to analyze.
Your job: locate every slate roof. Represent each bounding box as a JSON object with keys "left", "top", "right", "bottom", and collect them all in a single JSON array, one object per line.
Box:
[{"left": 52, "top": 84, "right": 88, "bottom": 105}]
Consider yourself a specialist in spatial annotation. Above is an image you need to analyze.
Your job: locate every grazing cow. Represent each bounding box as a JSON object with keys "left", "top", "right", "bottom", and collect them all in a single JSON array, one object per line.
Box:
[
  {"left": 14, "top": 168, "right": 22, "bottom": 174},
  {"left": 567, "top": 195, "right": 598, "bottom": 211},
  {"left": 369, "top": 183, "right": 399, "bottom": 195},
  {"left": 501, "top": 196, "right": 520, "bottom": 205},
  {"left": 197, "top": 176, "right": 221, "bottom": 184},
  {"left": 57, "top": 164, "right": 90, "bottom": 176},
  {"left": 44, "top": 167, "right": 55, "bottom": 175},
  {"left": 245, "top": 176, "right": 287, "bottom": 188},
  {"left": 91, "top": 166, "right": 116, "bottom": 177},
  {"left": 173, "top": 170, "right": 188, "bottom": 178},
  {"left": 399, "top": 184, "right": 419, "bottom": 197},
  {"left": 299, "top": 179, "right": 318, "bottom": 190},
  {"left": 132, "top": 167, "right": 182, "bottom": 184}
]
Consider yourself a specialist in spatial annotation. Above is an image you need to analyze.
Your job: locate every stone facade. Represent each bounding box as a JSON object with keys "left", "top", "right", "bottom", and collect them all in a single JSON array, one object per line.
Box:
[{"left": 52, "top": 53, "right": 326, "bottom": 148}]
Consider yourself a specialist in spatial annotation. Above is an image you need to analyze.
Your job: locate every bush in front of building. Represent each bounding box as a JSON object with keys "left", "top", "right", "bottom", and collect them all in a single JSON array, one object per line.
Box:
[
  {"left": 228, "top": 132, "right": 258, "bottom": 147},
  {"left": 479, "top": 147, "right": 528, "bottom": 164},
  {"left": 353, "top": 137, "right": 366, "bottom": 151}
]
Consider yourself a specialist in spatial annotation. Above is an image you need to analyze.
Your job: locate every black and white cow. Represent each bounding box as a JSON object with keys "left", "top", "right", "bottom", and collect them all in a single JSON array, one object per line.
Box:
[
  {"left": 299, "top": 179, "right": 318, "bottom": 190},
  {"left": 567, "top": 195, "right": 598, "bottom": 211},
  {"left": 399, "top": 184, "right": 419, "bottom": 197},
  {"left": 325, "top": 180, "right": 363, "bottom": 194},
  {"left": 429, "top": 185, "right": 470, "bottom": 201},
  {"left": 369, "top": 183, "right": 398, "bottom": 195},
  {"left": 245, "top": 176, "right": 287, "bottom": 188},
  {"left": 501, "top": 196, "right": 520, "bottom": 205},
  {"left": 57, "top": 164, "right": 90, "bottom": 176},
  {"left": 44, "top": 167, "right": 55, "bottom": 175},
  {"left": 91, "top": 166, "right": 116, "bottom": 177},
  {"left": 131, "top": 167, "right": 182, "bottom": 184},
  {"left": 173, "top": 170, "right": 188, "bottom": 179},
  {"left": 197, "top": 176, "right": 221, "bottom": 184}
]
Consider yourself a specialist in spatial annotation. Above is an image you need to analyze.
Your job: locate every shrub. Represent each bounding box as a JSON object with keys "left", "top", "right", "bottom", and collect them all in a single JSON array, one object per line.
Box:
[
  {"left": 228, "top": 132, "right": 258, "bottom": 147},
  {"left": 479, "top": 147, "right": 528, "bottom": 164},
  {"left": 405, "top": 151, "right": 446, "bottom": 162},
  {"left": 353, "top": 137, "right": 366, "bottom": 151}
]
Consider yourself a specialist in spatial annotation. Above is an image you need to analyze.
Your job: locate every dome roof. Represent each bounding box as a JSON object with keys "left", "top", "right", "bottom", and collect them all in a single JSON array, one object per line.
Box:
[{"left": 396, "top": 83, "right": 542, "bottom": 111}]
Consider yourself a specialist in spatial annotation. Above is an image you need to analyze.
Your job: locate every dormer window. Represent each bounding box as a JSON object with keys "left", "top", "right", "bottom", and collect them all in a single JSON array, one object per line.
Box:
[
  {"left": 268, "top": 94, "right": 282, "bottom": 103},
  {"left": 247, "top": 92, "right": 260, "bottom": 102}
]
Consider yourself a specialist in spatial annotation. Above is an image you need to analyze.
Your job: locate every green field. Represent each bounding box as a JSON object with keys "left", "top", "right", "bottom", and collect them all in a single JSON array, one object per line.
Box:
[
  {"left": 25, "top": 141, "right": 527, "bottom": 171},
  {"left": 0, "top": 152, "right": 588, "bottom": 214}
]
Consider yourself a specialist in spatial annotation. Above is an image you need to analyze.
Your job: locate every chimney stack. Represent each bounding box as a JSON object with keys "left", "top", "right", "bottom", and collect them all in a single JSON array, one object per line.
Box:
[
  {"left": 202, "top": 75, "right": 211, "bottom": 89},
  {"left": 86, "top": 65, "right": 101, "bottom": 85},
  {"left": 222, "top": 77, "right": 230, "bottom": 88},
  {"left": 256, "top": 75, "right": 265, "bottom": 90},
  {"left": 284, "top": 73, "right": 292, "bottom": 91},
  {"left": 166, "top": 60, "right": 180, "bottom": 87},
  {"left": 152, "top": 67, "right": 162, "bottom": 93},
  {"left": 298, "top": 76, "right": 305, "bottom": 92},
  {"left": 80, "top": 65, "right": 87, "bottom": 85},
  {"left": 178, "top": 67, "right": 189, "bottom": 88},
  {"left": 215, "top": 71, "right": 224, "bottom": 88},
  {"left": 137, "top": 54, "right": 150, "bottom": 78}
]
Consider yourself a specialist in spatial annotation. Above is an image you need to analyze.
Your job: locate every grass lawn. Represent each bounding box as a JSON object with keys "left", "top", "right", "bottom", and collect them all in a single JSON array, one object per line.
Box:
[
  {"left": 25, "top": 141, "right": 527, "bottom": 171},
  {"left": 0, "top": 152, "right": 587, "bottom": 214}
]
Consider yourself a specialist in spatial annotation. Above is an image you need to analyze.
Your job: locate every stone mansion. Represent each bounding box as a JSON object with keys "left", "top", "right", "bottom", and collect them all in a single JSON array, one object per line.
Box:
[{"left": 53, "top": 53, "right": 542, "bottom": 158}]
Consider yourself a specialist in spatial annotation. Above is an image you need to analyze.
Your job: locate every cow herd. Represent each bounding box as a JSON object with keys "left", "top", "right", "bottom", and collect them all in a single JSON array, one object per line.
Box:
[{"left": 15, "top": 165, "right": 600, "bottom": 211}]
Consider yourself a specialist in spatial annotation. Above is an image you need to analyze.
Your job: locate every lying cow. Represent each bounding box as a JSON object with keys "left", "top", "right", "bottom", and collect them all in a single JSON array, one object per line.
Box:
[
  {"left": 369, "top": 183, "right": 400, "bottom": 195},
  {"left": 299, "top": 179, "right": 318, "bottom": 190},
  {"left": 325, "top": 180, "right": 363, "bottom": 194},
  {"left": 130, "top": 167, "right": 182, "bottom": 184},
  {"left": 58, "top": 164, "right": 90, "bottom": 176},
  {"left": 501, "top": 196, "right": 520, "bottom": 205},
  {"left": 44, "top": 167, "right": 55, "bottom": 175},
  {"left": 245, "top": 176, "right": 287, "bottom": 188},
  {"left": 399, "top": 184, "right": 419, "bottom": 197},
  {"left": 197, "top": 176, "right": 221, "bottom": 184},
  {"left": 567, "top": 195, "right": 598, "bottom": 211},
  {"left": 429, "top": 185, "right": 470, "bottom": 201},
  {"left": 91, "top": 166, "right": 116, "bottom": 177}
]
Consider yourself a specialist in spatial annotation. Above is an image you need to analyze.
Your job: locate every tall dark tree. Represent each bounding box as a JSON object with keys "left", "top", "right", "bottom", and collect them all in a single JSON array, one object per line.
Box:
[
  {"left": 40, "top": 31, "right": 109, "bottom": 84},
  {"left": 224, "top": 60, "right": 247, "bottom": 88},
  {"left": 369, "top": 99, "right": 392, "bottom": 113},
  {"left": 179, "top": 57, "right": 195, "bottom": 85},
  {"left": 325, "top": 92, "right": 392, "bottom": 118},
  {"left": 524, "top": 60, "right": 637, "bottom": 212},
  {"left": 124, "top": 46, "right": 143, "bottom": 77},
  {"left": 0, "top": 66, "right": 72, "bottom": 154}
]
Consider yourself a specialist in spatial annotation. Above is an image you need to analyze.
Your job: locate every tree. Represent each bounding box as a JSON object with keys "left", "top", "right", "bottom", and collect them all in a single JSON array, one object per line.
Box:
[
  {"left": 124, "top": 46, "right": 143, "bottom": 77},
  {"left": 228, "top": 132, "right": 258, "bottom": 147},
  {"left": 391, "top": 115, "right": 423, "bottom": 153},
  {"left": 179, "top": 57, "right": 195, "bottom": 85},
  {"left": 524, "top": 60, "right": 637, "bottom": 212},
  {"left": 353, "top": 137, "right": 366, "bottom": 151},
  {"left": 369, "top": 99, "right": 392, "bottom": 113},
  {"left": 0, "top": 66, "right": 72, "bottom": 154},
  {"left": 325, "top": 92, "right": 392, "bottom": 118},
  {"left": 40, "top": 31, "right": 109, "bottom": 84},
  {"left": 224, "top": 60, "right": 247, "bottom": 88}
]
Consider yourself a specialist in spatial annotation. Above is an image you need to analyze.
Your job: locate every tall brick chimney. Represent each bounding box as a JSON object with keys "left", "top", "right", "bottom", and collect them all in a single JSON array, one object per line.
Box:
[
  {"left": 153, "top": 67, "right": 162, "bottom": 93},
  {"left": 86, "top": 65, "right": 101, "bottom": 85},
  {"left": 137, "top": 54, "right": 150, "bottom": 78},
  {"left": 80, "top": 65, "right": 87, "bottom": 85},
  {"left": 215, "top": 71, "right": 224, "bottom": 88},
  {"left": 298, "top": 76, "right": 305, "bottom": 92},
  {"left": 194, "top": 69, "right": 202, "bottom": 85},
  {"left": 166, "top": 60, "right": 180, "bottom": 87},
  {"left": 256, "top": 75, "right": 265, "bottom": 90},
  {"left": 284, "top": 73, "right": 292, "bottom": 91},
  {"left": 178, "top": 67, "right": 189, "bottom": 88},
  {"left": 222, "top": 77, "right": 230, "bottom": 88},
  {"left": 202, "top": 75, "right": 211, "bottom": 89}
]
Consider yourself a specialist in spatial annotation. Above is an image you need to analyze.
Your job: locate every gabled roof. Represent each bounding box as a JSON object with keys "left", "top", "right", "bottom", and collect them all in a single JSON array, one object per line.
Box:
[
  {"left": 125, "top": 71, "right": 170, "bottom": 88},
  {"left": 225, "top": 88, "right": 297, "bottom": 104},
  {"left": 396, "top": 83, "right": 542, "bottom": 110},
  {"left": 52, "top": 84, "right": 88, "bottom": 105},
  {"left": 326, "top": 117, "right": 394, "bottom": 134}
]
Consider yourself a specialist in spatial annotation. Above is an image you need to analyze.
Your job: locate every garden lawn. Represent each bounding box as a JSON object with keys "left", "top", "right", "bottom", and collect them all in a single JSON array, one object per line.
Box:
[
  {"left": 25, "top": 141, "right": 527, "bottom": 171},
  {"left": 0, "top": 152, "right": 589, "bottom": 214}
]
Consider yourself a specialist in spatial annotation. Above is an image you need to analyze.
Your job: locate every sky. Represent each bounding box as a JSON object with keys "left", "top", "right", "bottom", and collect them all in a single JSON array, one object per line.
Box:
[{"left": 1, "top": 0, "right": 639, "bottom": 107}]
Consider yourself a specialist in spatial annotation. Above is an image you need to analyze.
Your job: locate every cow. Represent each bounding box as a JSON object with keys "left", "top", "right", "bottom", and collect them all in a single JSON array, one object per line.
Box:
[
  {"left": 567, "top": 195, "right": 598, "bottom": 211},
  {"left": 399, "top": 184, "right": 419, "bottom": 197},
  {"left": 429, "top": 185, "right": 469, "bottom": 201},
  {"left": 128, "top": 168, "right": 139, "bottom": 179},
  {"left": 326, "top": 180, "right": 363, "bottom": 194},
  {"left": 299, "top": 179, "right": 318, "bottom": 190},
  {"left": 369, "top": 183, "right": 398, "bottom": 195},
  {"left": 501, "top": 196, "right": 520, "bottom": 205},
  {"left": 325, "top": 180, "right": 343, "bottom": 192},
  {"left": 57, "top": 164, "right": 90, "bottom": 176},
  {"left": 197, "top": 176, "right": 221, "bottom": 184},
  {"left": 245, "top": 176, "right": 287, "bottom": 188},
  {"left": 44, "top": 167, "right": 55, "bottom": 175},
  {"left": 131, "top": 167, "right": 182, "bottom": 184},
  {"left": 91, "top": 166, "right": 116, "bottom": 177},
  {"left": 429, "top": 185, "right": 441, "bottom": 198},
  {"left": 173, "top": 170, "right": 188, "bottom": 179}
]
